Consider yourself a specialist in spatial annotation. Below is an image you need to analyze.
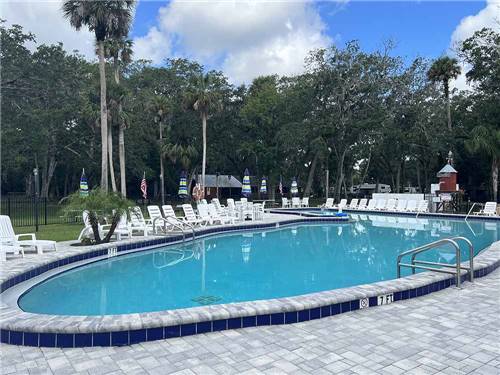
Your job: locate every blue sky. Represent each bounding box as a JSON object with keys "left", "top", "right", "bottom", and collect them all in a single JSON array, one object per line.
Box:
[
  {"left": 2, "top": 0, "right": 497, "bottom": 85},
  {"left": 130, "top": 1, "right": 487, "bottom": 66}
]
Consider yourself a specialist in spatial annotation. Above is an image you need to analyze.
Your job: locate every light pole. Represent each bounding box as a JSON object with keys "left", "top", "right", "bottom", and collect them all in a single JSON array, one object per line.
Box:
[{"left": 33, "top": 168, "right": 39, "bottom": 232}]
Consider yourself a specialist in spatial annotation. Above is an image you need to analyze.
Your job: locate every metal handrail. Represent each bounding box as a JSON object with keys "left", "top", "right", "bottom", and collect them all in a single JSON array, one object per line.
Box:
[
  {"left": 397, "top": 236, "right": 474, "bottom": 288},
  {"left": 165, "top": 215, "right": 196, "bottom": 240},
  {"left": 465, "top": 202, "right": 481, "bottom": 221},
  {"left": 152, "top": 217, "right": 186, "bottom": 242}
]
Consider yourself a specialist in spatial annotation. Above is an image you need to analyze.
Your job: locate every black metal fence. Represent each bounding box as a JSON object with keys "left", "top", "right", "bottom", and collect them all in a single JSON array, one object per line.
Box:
[{"left": 0, "top": 197, "right": 79, "bottom": 227}]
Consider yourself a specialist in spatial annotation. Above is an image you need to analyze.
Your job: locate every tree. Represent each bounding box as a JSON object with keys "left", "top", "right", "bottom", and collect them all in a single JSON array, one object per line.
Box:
[
  {"left": 65, "top": 189, "right": 133, "bottom": 244},
  {"left": 427, "top": 56, "right": 461, "bottom": 131},
  {"left": 185, "top": 72, "right": 223, "bottom": 189},
  {"left": 62, "top": 0, "right": 135, "bottom": 192},
  {"left": 105, "top": 38, "right": 134, "bottom": 197},
  {"left": 149, "top": 95, "right": 170, "bottom": 205}
]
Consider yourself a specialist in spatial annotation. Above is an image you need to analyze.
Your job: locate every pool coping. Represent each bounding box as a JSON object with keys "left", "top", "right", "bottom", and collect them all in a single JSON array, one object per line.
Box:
[{"left": 0, "top": 213, "right": 499, "bottom": 348}]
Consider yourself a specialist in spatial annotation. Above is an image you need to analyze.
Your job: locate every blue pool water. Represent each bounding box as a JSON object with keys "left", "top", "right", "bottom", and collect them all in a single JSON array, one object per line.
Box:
[{"left": 19, "top": 214, "right": 499, "bottom": 316}]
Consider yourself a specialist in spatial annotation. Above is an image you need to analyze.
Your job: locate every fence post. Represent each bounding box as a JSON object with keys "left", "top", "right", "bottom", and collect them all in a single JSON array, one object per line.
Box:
[
  {"left": 44, "top": 198, "right": 47, "bottom": 225},
  {"left": 33, "top": 168, "right": 39, "bottom": 232}
]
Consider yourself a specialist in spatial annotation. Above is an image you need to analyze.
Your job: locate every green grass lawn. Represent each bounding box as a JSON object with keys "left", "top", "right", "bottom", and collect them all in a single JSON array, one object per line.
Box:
[{"left": 14, "top": 224, "right": 82, "bottom": 242}]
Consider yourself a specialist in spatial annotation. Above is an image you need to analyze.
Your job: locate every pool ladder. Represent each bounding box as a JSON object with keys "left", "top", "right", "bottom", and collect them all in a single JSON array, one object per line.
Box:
[{"left": 397, "top": 236, "right": 474, "bottom": 289}]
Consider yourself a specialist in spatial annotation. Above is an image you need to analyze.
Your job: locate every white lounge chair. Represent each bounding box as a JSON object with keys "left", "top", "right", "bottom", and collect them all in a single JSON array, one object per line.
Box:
[
  {"left": 416, "top": 200, "right": 429, "bottom": 213},
  {"left": 282, "top": 197, "right": 290, "bottom": 208},
  {"left": 211, "top": 198, "right": 226, "bottom": 214},
  {"left": 240, "top": 197, "right": 248, "bottom": 204},
  {"left": 337, "top": 199, "right": 347, "bottom": 210},
  {"left": 148, "top": 205, "right": 174, "bottom": 233},
  {"left": 0, "top": 243, "right": 24, "bottom": 261},
  {"left": 102, "top": 213, "right": 131, "bottom": 240},
  {"left": 301, "top": 197, "right": 309, "bottom": 207},
  {"left": 375, "top": 199, "right": 387, "bottom": 210},
  {"left": 358, "top": 199, "right": 368, "bottom": 210},
  {"left": 162, "top": 205, "right": 177, "bottom": 219},
  {"left": 236, "top": 201, "right": 254, "bottom": 220},
  {"left": 197, "top": 204, "right": 215, "bottom": 225},
  {"left": 291, "top": 197, "right": 301, "bottom": 208},
  {"left": 395, "top": 200, "right": 407, "bottom": 212},
  {"left": 208, "top": 203, "right": 235, "bottom": 224},
  {"left": 78, "top": 210, "right": 104, "bottom": 241},
  {"left": 321, "top": 198, "right": 334, "bottom": 208},
  {"left": 385, "top": 199, "right": 397, "bottom": 211},
  {"left": 477, "top": 202, "right": 497, "bottom": 216},
  {"left": 348, "top": 199, "right": 359, "bottom": 209},
  {"left": 0, "top": 215, "right": 56, "bottom": 254},
  {"left": 128, "top": 207, "right": 152, "bottom": 236},
  {"left": 406, "top": 200, "right": 417, "bottom": 212},
  {"left": 366, "top": 199, "right": 377, "bottom": 210},
  {"left": 182, "top": 204, "right": 206, "bottom": 226}
]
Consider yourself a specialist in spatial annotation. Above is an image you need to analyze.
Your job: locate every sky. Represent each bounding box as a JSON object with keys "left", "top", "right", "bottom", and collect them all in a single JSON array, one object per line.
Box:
[{"left": 2, "top": 0, "right": 499, "bottom": 88}]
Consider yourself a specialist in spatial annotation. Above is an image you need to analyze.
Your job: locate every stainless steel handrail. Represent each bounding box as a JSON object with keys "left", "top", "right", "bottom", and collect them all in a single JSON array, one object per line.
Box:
[
  {"left": 465, "top": 202, "right": 481, "bottom": 221},
  {"left": 152, "top": 217, "right": 186, "bottom": 242},
  {"left": 165, "top": 215, "right": 196, "bottom": 240},
  {"left": 397, "top": 236, "right": 474, "bottom": 288}
]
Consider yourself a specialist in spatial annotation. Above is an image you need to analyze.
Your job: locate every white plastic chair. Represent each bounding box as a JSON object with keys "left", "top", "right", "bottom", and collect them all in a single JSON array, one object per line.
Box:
[
  {"left": 128, "top": 207, "right": 152, "bottom": 236},
  {"left": 358, "top": 199, "right": 368, "bottom": 210},
  {"left": 478, "top": 202, "right": 497, "bottom": 216},
  {"left": 321, "top": 198, "right": 334, "bottom": 208},
  {"left": 301, "top": 197, "right": 309, "bottom": 207},
  {"left": 208, "top": 203, "right": 234, "bottom": 224},
  {"left": 0, "top": 215, "right": 56, "bottom": 254},
  {"left": 348, "top": 199, "right": 359, "bottom": 209},
  {"left": 102, "top": 213, "right": 131, "bottom": 240},
  {"left": 395, "top": 200, "right": 407, "bottom": 212},
  {"left": 366, "top": 199, "right": 377, "bottom": 210},
  {"left": 182, "top": 204, "right": 206, "bottom": 226},
  {"left": 337, "top": 199, "right": 347, "bottom": 209},
  {"left": 0, "top": 243, "right": 24, "bottom": 261},
  {"left": 375, "top": 199, "right": 386, "bottom": 210},
  {"left": 416, "top": 200, "right": 429, "bottom": 213},
  {"left": 282, "top": 197, "right": 290, "bottom": 208},
  {"left": 406, "top": 200, "right": 418, "bottom": 212},
  {"left": 291, "top": 197, "right": 301, "bottom": 208},
  {"left": 385, "top": 199, "right": 397, "bottom": 211}
]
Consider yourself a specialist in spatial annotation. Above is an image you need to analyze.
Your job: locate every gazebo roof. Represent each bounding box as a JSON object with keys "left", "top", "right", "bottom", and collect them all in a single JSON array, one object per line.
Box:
[{"left": 437, "top": 164, "right": 457, "bottom": 177}]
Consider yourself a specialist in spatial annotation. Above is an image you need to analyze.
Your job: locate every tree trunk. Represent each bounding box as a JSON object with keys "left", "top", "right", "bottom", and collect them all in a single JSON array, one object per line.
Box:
[
  {"left": 98, "top": 41, "right": 109, "bottom": 192},
  {"left": 108, "top": 125, "right": 117, "bottom": 192},
  {"left": 159, "top": 121, "right": 165, "bottom": 205},
  {"left": 334, "top": 150, "right": 346, "bottom": 202},
  {"left": 119, "top": 123, "right": 126, "bottom": 197},
  {"left": 41, "top": 156, "right": 57, "bottom": 198},
  {"left": 304, "top": 152, "right": 319, "bottom": 197},
  {"left": 492, "top": 157, "right": 498, "bottom": 202},
  {"left": 201, "top": 112, "right": 207, "bottom": 189},
  {"left": 395, "top": 162, "right": 401, "bottom": 193},
  {"left": 444, "top": 80, "right": 451, "bottom": 131}
]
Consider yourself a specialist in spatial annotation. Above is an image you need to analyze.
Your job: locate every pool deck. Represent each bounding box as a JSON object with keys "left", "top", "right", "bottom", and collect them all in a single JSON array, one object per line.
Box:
[
  {"left": 1, "top": 267, "right": 499, "bottom": 374},
  {"left": 1, "top": 212, "right": 499, "bottom": 351}
]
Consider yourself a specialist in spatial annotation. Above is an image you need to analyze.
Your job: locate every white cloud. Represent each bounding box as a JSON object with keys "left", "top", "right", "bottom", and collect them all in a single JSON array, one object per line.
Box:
[
  {"left": 1, "top": 0, "right": 96, "bottom": 59},
  {"left": 133, "top": 26, "right": 171, "bottom": 63},
  {"left": 449, "top": 0, "right": 500, "bottom": 91},
  {"left": 135, "top": 0, "right": 331, "bottom": 83}
]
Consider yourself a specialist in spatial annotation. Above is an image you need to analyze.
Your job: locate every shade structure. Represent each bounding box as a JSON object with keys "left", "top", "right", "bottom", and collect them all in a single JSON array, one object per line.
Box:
[
  {"left": 290, "top": 177, "right": 299, "bottom": 196},
  {"left": 260, "top": 176, "right": 267, "bottom": 195},
  {"left": 242, "top": 168, "right": 251, "bottom": 197},
  {"left": 178, "top": 171, "right": 188, "bottom": 198},
  {"left": 79, "top": 169, "right": 88, "bottom": 197}
]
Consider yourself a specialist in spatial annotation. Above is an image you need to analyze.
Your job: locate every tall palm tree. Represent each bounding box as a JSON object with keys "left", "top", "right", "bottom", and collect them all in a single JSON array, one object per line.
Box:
[
  {"left": 62, "top": 0, "right": 135, "bottom": 192},
  {"left": 466, "top": 125, "right": 499, "bottom": 202},
  {"left": 186, "top": 73, "right": 222, "bottom": 189},
  {"left": 105, "top": 38, "right": 133, "bottom": 197},
  {"left": 149, "top": 96, "right": 170, "bottom": 205},
  {"left": 427, "top": 56, "right": 461, "bottom": 131}
]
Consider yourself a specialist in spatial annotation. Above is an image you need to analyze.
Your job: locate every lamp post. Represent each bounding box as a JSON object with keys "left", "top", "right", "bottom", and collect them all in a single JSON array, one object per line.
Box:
[
  {"left": 325, "top": 169, "right": 329, "bottom": 200},
  {"left": 216, "top": 172, "right": 220, "bottom": 198},
  {"left": 33, "top": 168, "right": 39, "bottom": 232}
]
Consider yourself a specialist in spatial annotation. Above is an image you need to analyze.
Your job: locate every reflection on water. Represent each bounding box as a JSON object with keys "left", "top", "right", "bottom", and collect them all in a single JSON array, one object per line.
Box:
[{"left": 19, "top": 215, "right": 499, "bottom": 315}]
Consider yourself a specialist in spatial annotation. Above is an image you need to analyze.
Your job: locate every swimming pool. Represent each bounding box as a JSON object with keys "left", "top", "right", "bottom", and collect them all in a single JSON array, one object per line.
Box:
[{"left": 18, "top": 214, "right": 499, "bottom": 316}]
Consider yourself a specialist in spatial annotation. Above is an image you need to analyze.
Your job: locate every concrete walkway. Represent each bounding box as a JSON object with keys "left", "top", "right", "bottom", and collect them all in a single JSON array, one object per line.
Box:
[{"left": 1, "top": 269, "right": 499, "bottom": 375}]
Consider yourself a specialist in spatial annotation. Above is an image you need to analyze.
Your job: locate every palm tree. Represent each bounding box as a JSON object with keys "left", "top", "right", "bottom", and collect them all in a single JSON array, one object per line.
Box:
[
  {"left": 466, "top": 125, "right": 499, "bottom": 201},
  {"left": 62, "top": 0, "right": 135, "bottom": 192},
  {"left": 149, "top": 96, "right": 170, "bottom": 205},
  {"left": 105, "top": 38, "right": 133, "bottom": 197},
  {"left": 186, "top": 73, "right": 222, "bottom": 189},
  {"left": 427, "top": 56, "right": 461, "bottom": 131}
]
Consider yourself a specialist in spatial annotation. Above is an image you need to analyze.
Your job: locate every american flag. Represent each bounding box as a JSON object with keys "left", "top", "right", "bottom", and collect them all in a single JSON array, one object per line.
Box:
[
  {"left": 278, "top": 175, "right": 283, "bottom": 196},
  {"left": 140, "top": 172, "right": 147, "bottom": 199}
]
